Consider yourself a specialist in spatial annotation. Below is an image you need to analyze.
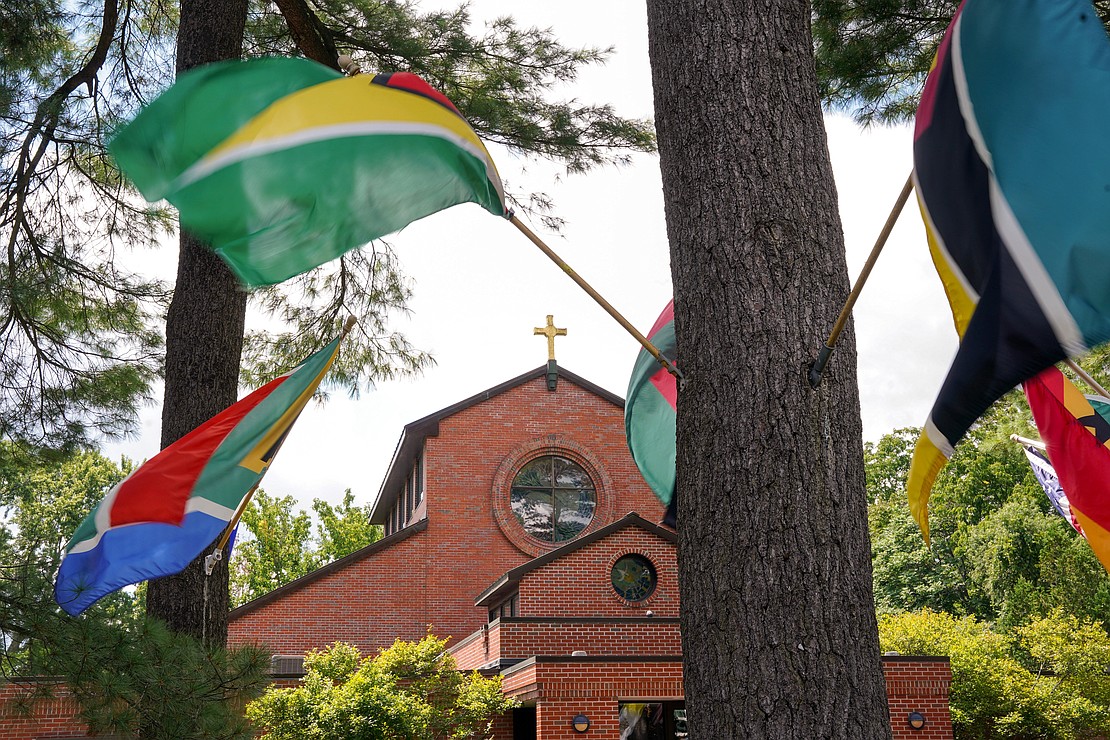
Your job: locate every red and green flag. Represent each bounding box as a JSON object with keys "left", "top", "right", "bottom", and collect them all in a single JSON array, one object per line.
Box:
[
  {"left": 109, "top": 56, "right": 507, "bottom": 287},
  {"left": 1023, "top": 366, "right": 1110, "bottom": 573},
  {"left": 54, "top": 335, "right": 342, "bottom": 616},
  {"left": 625, "top": 300, "right": 677, "bottom": 510}
]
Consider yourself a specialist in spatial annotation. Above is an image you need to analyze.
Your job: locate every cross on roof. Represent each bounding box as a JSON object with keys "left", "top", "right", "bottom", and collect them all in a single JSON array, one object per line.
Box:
[{"left": 533, "top": 315, "right": 567, "bottom": 361}]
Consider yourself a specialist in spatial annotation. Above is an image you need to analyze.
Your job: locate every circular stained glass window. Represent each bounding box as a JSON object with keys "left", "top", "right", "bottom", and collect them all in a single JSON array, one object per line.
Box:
[
  {"left": 611, "top": 554, "right": 657, "bottom": 602},
  {"left": 510, "top": 455, "right": 596, "bottom": 543}
]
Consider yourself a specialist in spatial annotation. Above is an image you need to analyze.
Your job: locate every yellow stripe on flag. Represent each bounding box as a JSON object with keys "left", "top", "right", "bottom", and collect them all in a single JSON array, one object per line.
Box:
[
  {"left": 917, "top": 191, "right": 978, "bottom": 338},
  {"left": 238, "top": 343, "right": 340, "bottom": 474},
  {"left": 906, "top": 426, "right": 952, "bottom": 545},
  {"left": 206, "top": 75, "right": 491, "bottom": 164},
  {"left": 1072, "top": 508, "right": 1110, "bottom": 573}
]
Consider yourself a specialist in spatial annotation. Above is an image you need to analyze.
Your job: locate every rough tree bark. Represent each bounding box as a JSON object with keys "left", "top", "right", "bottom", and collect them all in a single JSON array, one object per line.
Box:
[
  {"left": 144, "top": 0, "right": 249, "bottom": 647},
  {"left": 644, "top": 1, "right": 894, "bottom": 737}
]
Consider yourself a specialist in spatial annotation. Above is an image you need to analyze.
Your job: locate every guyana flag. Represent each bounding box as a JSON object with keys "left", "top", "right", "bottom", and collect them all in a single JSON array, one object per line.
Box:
[
  {"left": 905, "top": 0, "right": 1110, "bottom": 541},
  {"left": 625, "top": 300, "right": 677, "bottom": 511},
  {"left": 1023, "top": 366, "right": 1110, "bottom": 573},
  {"left": 54, "top": 335, "right": 342, "bottom": 616},
  {"left": 109, "top": 56, "right": 507, "bottom": 287}
]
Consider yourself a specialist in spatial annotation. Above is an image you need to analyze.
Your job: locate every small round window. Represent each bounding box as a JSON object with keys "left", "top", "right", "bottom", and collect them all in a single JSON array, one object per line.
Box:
[
  {"left": 611, "top": 554, "right": 657, "bottom": 602},
  {"left": 510, "top": 455, "right": 596, "bottom": 543}
]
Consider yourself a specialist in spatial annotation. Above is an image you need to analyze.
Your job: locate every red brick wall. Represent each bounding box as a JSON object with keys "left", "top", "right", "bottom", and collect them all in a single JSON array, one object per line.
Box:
[
  {"left": 228, "top": 376, "right": 665, "bottom": 657},
  {"left": 423, "top": 377, "right": 665, "bottom": 645},
  {"left": 0, "top": 682, "right": 98, "bottom": 740},
  {"left": 500, "top": 658, "right": 685, "bottom": 740},
  {"left": 228, "top": 526, "right": 433, "bottom": 656},
  {"left": 451, "top": 619, "right": 682, "bottom": 670},
  {"left": 517, "top": 528, "right": 678, "bottom": 619},
  {"left": 884, "top": 656, "right": 953, "bottom": 740}
]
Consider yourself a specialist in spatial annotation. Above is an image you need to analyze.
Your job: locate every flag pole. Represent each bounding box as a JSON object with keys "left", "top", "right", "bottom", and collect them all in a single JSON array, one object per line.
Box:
[
  {"left": 1066, "top": 359, "right": 1110, "bottom": 400},
  {"left": 508, "top": 213, "right": 683, "bottom": 381},
  {"left": 1010, "top": 433, "right": 1046, "bottom": 451},
  {"left": 204, "top": 315, "right": 358, "bottom": 576},
  {"left": 808, "top": 172, "right": 915, "bottom": 388}
]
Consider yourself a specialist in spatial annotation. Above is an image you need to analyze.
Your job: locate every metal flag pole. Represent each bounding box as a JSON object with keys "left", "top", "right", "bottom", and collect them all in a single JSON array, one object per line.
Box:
[
  {"left": 808, "top": 172, "right": 915, "bottom": 389},
  {"left": 1066, "top": 358, "right": 1110, "bottom": 400},
  {"left": 1010, "top": 433, "right": 1046, "bottom": 451},
  {"left": 508, "top": 213, "right": 683, "bottom": 381},
  {"left": 204, "top": 314, "right": 358, "bottom": 576}
]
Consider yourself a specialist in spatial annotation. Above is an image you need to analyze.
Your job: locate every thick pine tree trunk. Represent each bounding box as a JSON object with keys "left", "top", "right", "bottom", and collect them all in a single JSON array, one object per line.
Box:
[
  {"left": 644, "top": 2, "right": 893, "bottom": 737},
  {"left": 144, "top": 0, "right": 249, "bottom": 647}
]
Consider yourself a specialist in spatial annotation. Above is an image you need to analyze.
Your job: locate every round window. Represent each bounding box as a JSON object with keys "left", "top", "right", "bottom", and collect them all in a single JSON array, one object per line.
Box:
[
  {"left": 611, "top": 554, "right": 657, "bottom": 602},
  {"left": 509, "top": 455, "right": 596, "bottom": 543}
]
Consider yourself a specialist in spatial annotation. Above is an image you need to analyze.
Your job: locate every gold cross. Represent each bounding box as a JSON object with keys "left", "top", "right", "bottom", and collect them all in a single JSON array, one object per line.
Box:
[{"left": 534, "top": 315, "right": 567, "bottom": 361}]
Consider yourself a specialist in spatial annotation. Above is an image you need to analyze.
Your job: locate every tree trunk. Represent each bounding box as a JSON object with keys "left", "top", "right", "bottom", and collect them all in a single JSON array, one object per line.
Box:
[
  {"left": 644, "top": 1, "right": 893, "bottom": 737},
  {"left": 144, "top": 0, "right": 249, "bottom": 648}
]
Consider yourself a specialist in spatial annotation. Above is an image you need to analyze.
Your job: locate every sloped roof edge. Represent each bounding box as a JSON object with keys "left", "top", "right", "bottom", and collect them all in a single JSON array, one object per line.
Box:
[
  {"left": 369, "top": 365, "right": 626, "bottom": 523},
  {"left": 474, "top": 512, "right": 676, "bottom": 607}
]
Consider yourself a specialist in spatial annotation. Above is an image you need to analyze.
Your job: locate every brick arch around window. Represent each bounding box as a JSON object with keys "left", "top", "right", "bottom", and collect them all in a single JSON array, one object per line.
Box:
[{"left": 491, "top": 434, "right": 615, "bottom": 557}]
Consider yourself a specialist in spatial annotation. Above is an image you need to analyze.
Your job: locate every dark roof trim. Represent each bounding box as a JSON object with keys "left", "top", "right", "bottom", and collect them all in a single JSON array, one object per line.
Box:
[
  {"left": 475, "top": 512, "right": 677, "bottom": 607},
  {"left": 881, "top": 655, "right": 951, "bottom": 663},
  {"left": 228, "top": 518, "right": 429, "bottom": 619},
  {"left": 370, "top": 365, "right": 625, "bottom": 522},
  {"left": 503, "top": 655, "right": 684, "bottom": 676},
  {"left": 497, "top": 616, "right": 680, "bottom": 625}
]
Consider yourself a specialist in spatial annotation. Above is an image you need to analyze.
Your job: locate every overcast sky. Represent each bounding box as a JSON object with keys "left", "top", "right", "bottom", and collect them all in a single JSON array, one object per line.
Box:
[{"left": 103, "top": 1, "right": 958, "bottom": 512}]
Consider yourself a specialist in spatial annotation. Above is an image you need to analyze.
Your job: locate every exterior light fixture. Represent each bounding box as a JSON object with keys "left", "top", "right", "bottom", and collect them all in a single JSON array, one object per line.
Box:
[
  {"left": 572, "top": 714, "right": 591, "bottom": 732},
  {"left": 907, "top": 711, "right": 926, "bottom": 730}
]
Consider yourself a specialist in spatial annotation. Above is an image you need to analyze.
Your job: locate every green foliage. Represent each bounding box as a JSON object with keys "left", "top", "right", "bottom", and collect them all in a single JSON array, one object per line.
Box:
[
  {"left": 0, "top": 0, "right": 172, "bottom": 453},
  {"left": 230, "top": 489, "right": 383, "bottom": 606},
  {"left": 312, "top": 490, "right": 384, "bottom": 564},
  {"left": 246, "top": 636, "right": 517, "bottom": 739},
  {"left": 1, "top": 0, "right": 656, "bottom": 450},
  {"left": 865, "top": 391, "right": 1110, "bottom": 625},
  {"left": 812, "top": 0, "right": 1110, "bottom": 124},
  {"left": 0, "top": 445, "right": 270, "bottom": 738},
  {"left": 880, "top": 610, "right": 1110, "bottom": 739}
]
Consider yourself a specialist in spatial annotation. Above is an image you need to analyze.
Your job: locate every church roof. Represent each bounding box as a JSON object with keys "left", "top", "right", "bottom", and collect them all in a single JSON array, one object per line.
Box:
[
  {"left": 473, "top": 512, "right": 675, "bottom": 607},
  {"left": 370, "top": 365, "right": 625, "bottom": 522}
]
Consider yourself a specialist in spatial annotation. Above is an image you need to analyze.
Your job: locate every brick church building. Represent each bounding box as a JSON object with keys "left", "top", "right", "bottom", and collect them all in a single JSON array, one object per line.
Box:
[
  {"left": 224, "top": 359, "right": 954, "bottom": 739},
  {"left": 1, "top": 356, "right": 953, "bottom": 739}
]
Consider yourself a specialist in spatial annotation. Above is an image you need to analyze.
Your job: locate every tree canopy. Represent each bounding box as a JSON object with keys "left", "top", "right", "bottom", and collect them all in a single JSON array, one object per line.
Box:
[
  {"left": 230, "top": 489, "right": 382, "bottom": 607},
  {"left": 0, "top": 0, "right": 656, "bottom": 453},
  {"left": 812, "top": 0, "right": 1110, "bottom": 124}
]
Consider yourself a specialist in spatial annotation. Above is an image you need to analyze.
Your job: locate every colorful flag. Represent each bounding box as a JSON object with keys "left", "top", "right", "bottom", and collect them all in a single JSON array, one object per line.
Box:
[
  {"left": 1023, "top": 366, "right": 1110, "bottom": 572},
  {"left": 1020, "top": 443, "right": 1081, "bottom": 533},
  {"left": 55, "top": 335, "right": 342, "bottom": 616},
  {"left": 625, "top": 300, "right": 677, "bottom": 510},
  {"left": 906, "top": 0, "right": 1110, "bottom": 540},
  {"left": 110, "top": 56, "right": 507, "bottom": 287}
]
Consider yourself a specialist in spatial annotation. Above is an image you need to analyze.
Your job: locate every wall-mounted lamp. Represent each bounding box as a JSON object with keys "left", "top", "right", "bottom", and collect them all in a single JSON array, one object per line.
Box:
[
  {"left": 907, "top": 711, "right": 926, "bottom": 730},
  {"left": 572, "top": 714, "right": 591, "bottom": 732}
]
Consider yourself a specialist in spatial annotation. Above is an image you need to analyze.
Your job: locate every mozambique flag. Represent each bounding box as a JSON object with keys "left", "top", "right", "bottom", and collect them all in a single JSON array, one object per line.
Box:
[
  {"left": 110, "top": 56, "right": 507, "bottom": 287},
  {"left": 625, "top": 300, "right": 677, "bottom": 510},
  {"left": 55, "top": 335, "right": 342, "bottom": 616},
  {"left": 1023, "top": 366, "right": 1110, "bottom": 573},
  {"left": 906, "top": 0, "right": 1110, "bottom": 540}
]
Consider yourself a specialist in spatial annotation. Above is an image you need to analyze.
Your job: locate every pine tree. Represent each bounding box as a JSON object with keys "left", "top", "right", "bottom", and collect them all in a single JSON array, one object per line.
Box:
[{"left": 645, "top": 0, "right": 893, "bottom": 735}]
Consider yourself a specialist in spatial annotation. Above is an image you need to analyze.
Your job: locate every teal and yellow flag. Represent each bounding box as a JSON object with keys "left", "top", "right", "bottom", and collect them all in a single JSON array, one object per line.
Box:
[
  {"left": 907, "top": 0, "right": 1110, "bottom": 541},
  {"left": 110, "top": 57, "right": 507, "bottom": 287}
]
